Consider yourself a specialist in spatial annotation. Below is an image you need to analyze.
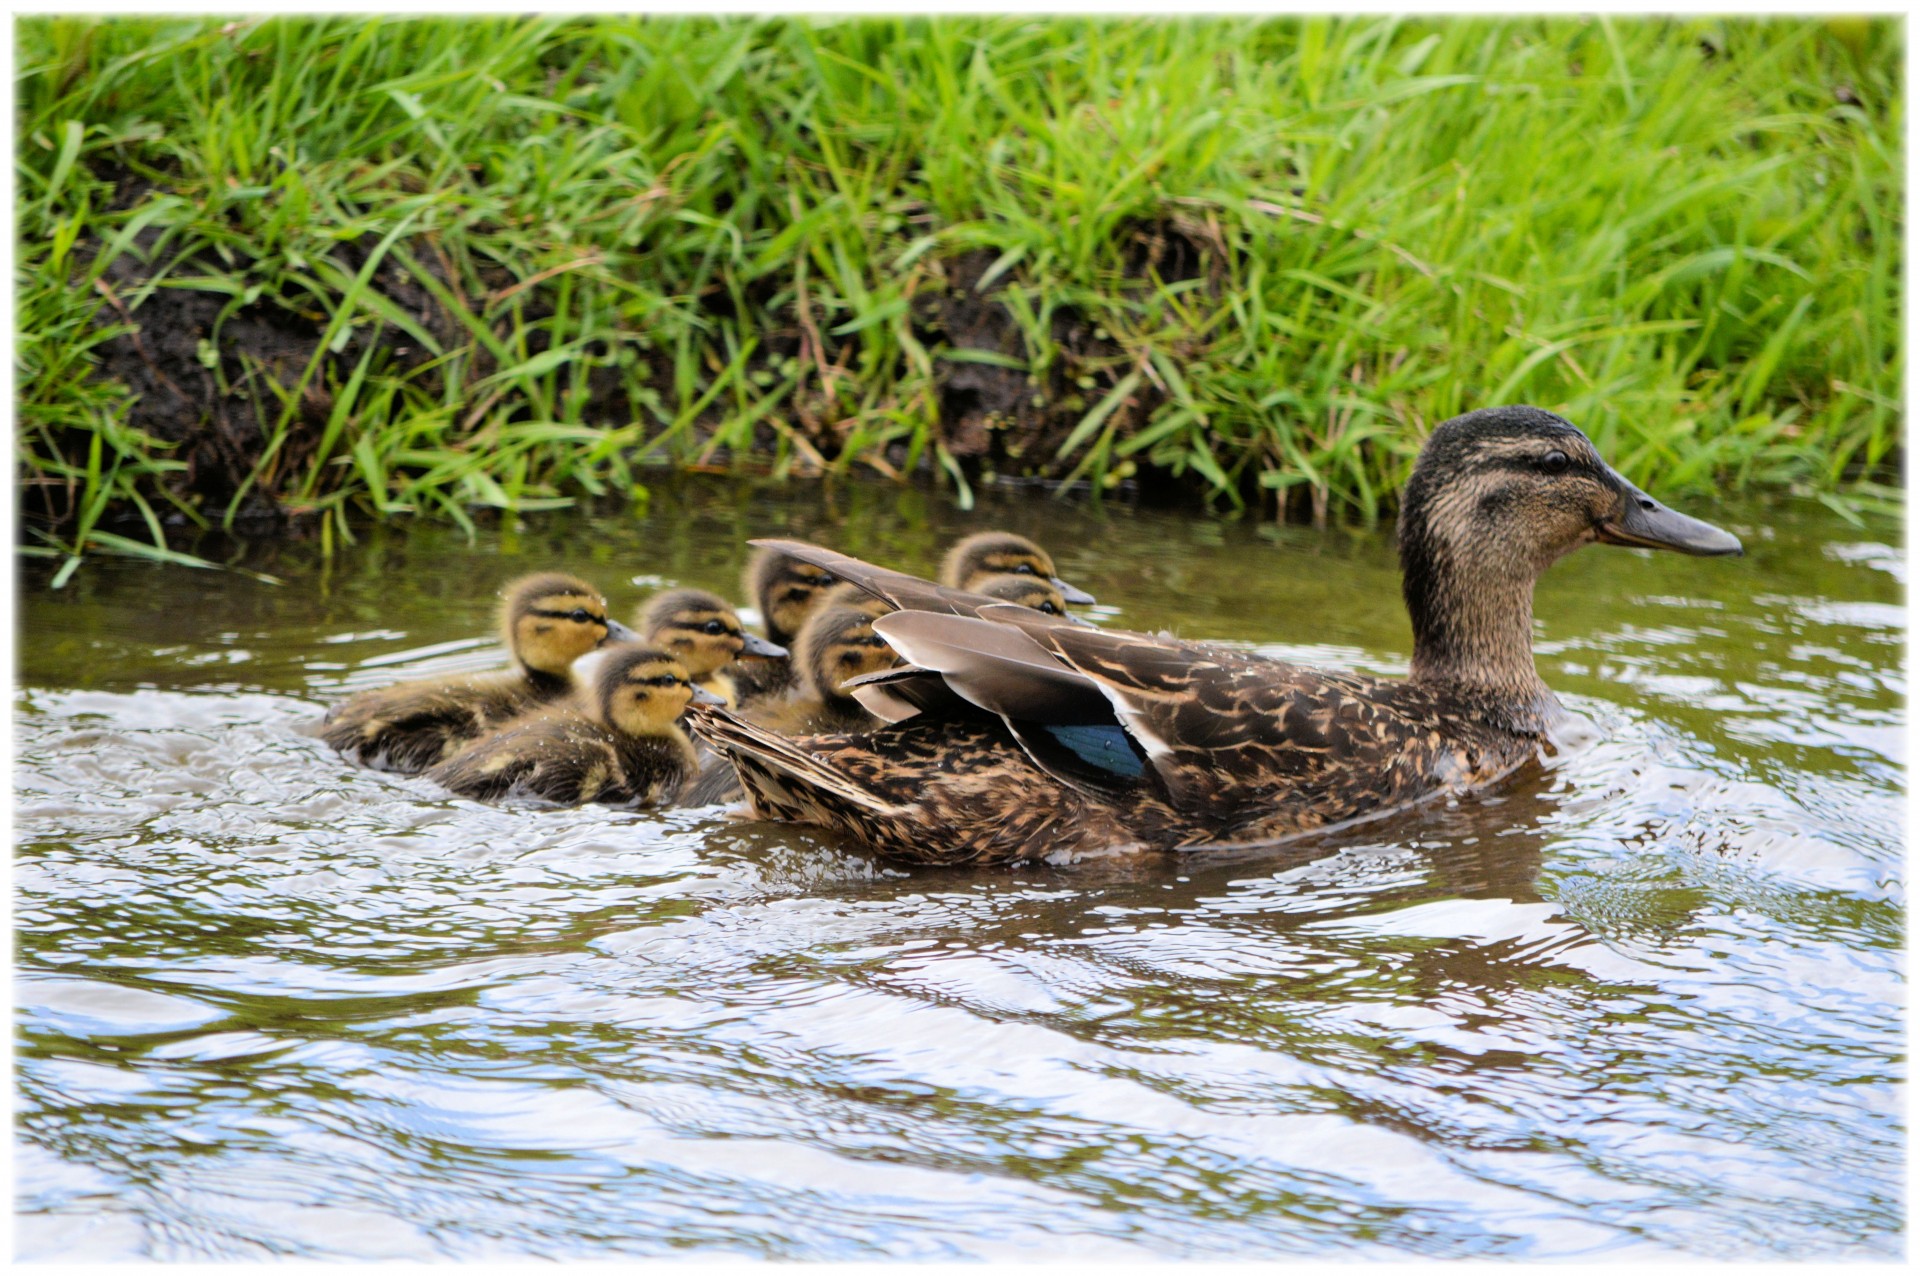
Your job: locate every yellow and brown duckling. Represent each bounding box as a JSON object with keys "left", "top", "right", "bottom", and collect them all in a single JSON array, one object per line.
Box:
[
  {"left": 747, "top": 601, "right": 903, "bottom": 736},
  {"left": 634, "top": 588, "right": 785, "bottom": 708},
  {"left": 677, "top": 560, "right": 1078, "bottom": 805},
  {"left": 732, "top": 547, "right": 841, "bottom": 705},
  {"left": 426, "top": 645, "right": 719, "bottom": 807},
  {"left": 939, "top": 532, "right": 1095, "bottom": 603},
  {"left": 688, "top": 407, "right": 1743, "bottom": 866},
  {"left": 322, "top": 572, "right": 636, "bottom": 773},
  {"left": 969, "top": 573, "right": 1072, "bottom": 617}
]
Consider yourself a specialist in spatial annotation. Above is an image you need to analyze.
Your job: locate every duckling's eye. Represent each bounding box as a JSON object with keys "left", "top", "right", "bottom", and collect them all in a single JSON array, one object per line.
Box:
[
  {"left": 569, "top": 608, "right": 594, "bottom": 624},
  {"left": 1541, "top": 451, "right": 1570, "bottom": 475},
  {"left": 701, "top": 620, "right": 726, "bottom": 635},
  {"left": 1013, "top": 563, "right": 1035, "bottom": 575},
  {"left": 1038, "top": 602, "right": 1060, "bottom": 615}
]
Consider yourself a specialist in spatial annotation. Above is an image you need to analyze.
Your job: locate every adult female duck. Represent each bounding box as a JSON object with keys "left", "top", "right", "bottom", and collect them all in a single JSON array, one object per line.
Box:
[{"left": 688, "top": 408, "right": 1742, "bottom": 865}]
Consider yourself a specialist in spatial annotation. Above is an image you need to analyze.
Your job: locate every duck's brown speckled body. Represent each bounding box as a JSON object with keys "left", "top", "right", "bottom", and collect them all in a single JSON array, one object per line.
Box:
[
  {"left": 688, "top": 407, "right": 1744, "bottom": 865},
  {"left": 322, "top": 573, "right": 636, "bottom": 773}
]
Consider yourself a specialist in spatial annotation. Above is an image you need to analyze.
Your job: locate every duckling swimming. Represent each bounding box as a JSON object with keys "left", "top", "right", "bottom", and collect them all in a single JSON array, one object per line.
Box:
[
  {"left": 732, "top": 547, "right": 841, "bottom": 704},
  {"left": 678, "top": 601, "right": 898, "bottom": 805},
  {"left": 969, "top": 573, "right": 1072, "bottom": 617},
  {"left": 426, "top": 645, "right": 716, "bottom": 806},
  {"left": 322, "top": 572, "right": 636, "bottom": 773},
  {"left": 677, "top": 558, "right": 1086, "bottom": 806},
  {"left": 750, "top": 601, "right": 904, "bottom": 736},
  {"left": 634, "top": 588, "right": 785, "bottom": 708},
  {"left": 939, "top": 532, "right": 1095, "bottom": 603},
  {"left": 688, "top": 406, "right": 1743, "bottom": 865}
]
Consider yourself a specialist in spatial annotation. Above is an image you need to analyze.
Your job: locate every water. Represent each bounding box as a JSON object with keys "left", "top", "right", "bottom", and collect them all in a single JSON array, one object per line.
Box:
[{"left": 14, "top": 476, "right": 1904, "bottom": 1259}]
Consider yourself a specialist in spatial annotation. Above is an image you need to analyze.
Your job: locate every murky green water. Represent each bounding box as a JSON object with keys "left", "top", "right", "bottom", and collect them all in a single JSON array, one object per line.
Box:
[{"left": 15, "top": 476, "right": 1904, "bottom": 1259}]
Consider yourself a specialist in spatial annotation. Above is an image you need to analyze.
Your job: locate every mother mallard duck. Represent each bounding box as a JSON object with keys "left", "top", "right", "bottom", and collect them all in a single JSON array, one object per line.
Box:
[{"left": 688, "top": 407, "right": 1742, "bottom": 864}]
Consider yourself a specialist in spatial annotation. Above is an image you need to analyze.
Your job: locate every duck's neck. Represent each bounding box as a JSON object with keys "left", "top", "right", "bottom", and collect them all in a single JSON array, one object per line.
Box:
[{"left": 1399, "top": 515, "right": 1557, "bottom": 732}]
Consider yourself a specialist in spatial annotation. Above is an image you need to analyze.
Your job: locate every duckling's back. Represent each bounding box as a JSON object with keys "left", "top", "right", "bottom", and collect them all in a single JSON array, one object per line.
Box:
[
  {"left": 322, "top": 669, "right": 563, "bottom": 773},
  {"left": 426, "top": 709, "right": 695, "bottom": 807}
]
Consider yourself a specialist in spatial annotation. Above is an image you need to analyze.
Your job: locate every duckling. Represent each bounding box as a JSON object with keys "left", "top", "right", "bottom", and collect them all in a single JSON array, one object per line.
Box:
[
  {"left": 634, "top": 588, "right": 785, "bottom": 708},
  {"left": 939, "top": 532, "right": 1095, "bottom": 603},
  {"left": 970, "top": 573, "right": 1072, "bottom": 617},
  {"left": 748, "top": 602, "right": 903, "bottom": 736},
  {"left": 322, "top": 573, "right": 637, "bottom": 773},
  {"left": 687, "top": 406, "right": 1743, "bottom": 866},
  {"left": 676, "top": 568, "right": 1072, "bottom": 805},
  {"left": 425, "top": 645, "right": 717, "bottom": 806},
  {"left": 731, "top": 547, "right": 841, "bottom": 704}
]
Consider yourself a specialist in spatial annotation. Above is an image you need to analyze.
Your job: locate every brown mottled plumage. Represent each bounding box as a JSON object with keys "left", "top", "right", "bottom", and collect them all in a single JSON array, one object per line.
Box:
[
  {"left": 425, "top": 646, "right": 708, "bottom": 806},
  {"left": 939, "top": 532, "right": 1095, "bottom": 603},
  {"left": 688, "top": 407, "right": 1743, "bottom": 865},
  {"left": 634, "top": 588, "right": 784, "bottom": 708},
  {"left": 321, "top": 573, "right": 636, "bottom": 773}
]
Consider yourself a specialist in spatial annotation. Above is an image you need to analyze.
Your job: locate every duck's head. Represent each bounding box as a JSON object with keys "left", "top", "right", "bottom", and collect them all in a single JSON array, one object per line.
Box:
[
  {"left": 1399, "top": 407, "right": 1741, "bottom": 572},
  {"left": 745, "top": 548, "right": 840, "bottom": 647},
  {"left": 1398, "top": 406, "right": 1740, "bottom": 698},
  {"left": 971, "top": 573, "right": 1071, "bottom": 617},
  {"left": 797, "top": 603, "right": 901, "bottom": 706},
  {"left": 590, "top": 645, "right": 720, "bottom": 737},
  {"left": 501, "top": 573, "right": 637, "bottom": 677},
  {"left": 939, "top": 532, "right": 1095, "bottom": 604},
  {"left": 636, "top": 588, "right": 785, "bottom": 679}
]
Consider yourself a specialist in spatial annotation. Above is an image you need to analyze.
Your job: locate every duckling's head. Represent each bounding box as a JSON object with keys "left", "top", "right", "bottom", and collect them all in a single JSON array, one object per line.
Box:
[
  {"left": 590, "top": 645, "right": 717, "bottom": 738},
  {"left": 745, "top": 548, "right": 840, "bottom": 647},
  {"left": 636, "top": 588, "right": 785, "bottom": 679},
  {"left": 501, "top": 573, "right": 636, "bottom": 678},
  {"left": 939, "top": 532, "right": 1095, "bottom": 603},
  {"left": 1398, "top": 406, "right": 1740, "bottom": 693},
  {"left": 796, "top": 603, "right": 901, "bottom": 706},
  {"left": 971, "top": 573, "right": 1070, "bottom": 617}
]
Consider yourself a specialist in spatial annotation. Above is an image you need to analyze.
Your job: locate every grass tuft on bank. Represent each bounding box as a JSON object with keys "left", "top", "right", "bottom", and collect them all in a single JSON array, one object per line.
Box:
[{"left": 15, "top": 15, "right": 1903, "bottom": 572}]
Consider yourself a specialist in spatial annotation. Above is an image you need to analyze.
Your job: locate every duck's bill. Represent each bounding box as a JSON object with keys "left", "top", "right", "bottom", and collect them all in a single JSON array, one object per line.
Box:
[
  {"left": 738, "top": 633, "right": 788, "bottom": 659},
  {"left": 1598, "top": 478, "right": 1743, "bottom": 557},
  {"left": 1050, "top": 577, "right": 1097, "bottom": 605},
  {"left": 602, "top": 618, "right": 641, "bottom": 644},
  {"left": 688, "top": 685, "right": 727, "bottom": 707}
]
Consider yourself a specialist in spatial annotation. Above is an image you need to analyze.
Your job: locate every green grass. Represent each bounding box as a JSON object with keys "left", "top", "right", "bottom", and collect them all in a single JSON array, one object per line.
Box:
[{"left": 14, "top": 15, "right": 1903, "bottom": 574}]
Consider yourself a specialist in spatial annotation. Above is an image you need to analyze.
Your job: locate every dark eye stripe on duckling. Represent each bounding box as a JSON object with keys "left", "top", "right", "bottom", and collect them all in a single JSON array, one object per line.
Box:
[
  {"left": 527, "top": 605, "right": 608, "bottom": 623},
  {"left": 660, "top": 614, "right": 742, "bottom": 639}
]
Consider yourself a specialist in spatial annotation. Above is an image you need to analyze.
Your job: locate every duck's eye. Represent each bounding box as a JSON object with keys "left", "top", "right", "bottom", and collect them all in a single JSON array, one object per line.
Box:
[
  {"left": 1039, "top": 602, "right": 1060, "bottom": 615},
  {"left": 570, "top": 608, "right": 594, "bottom": 624},
  {"left": 1013, "top": 563, "right": 1035, "bottom": 575},
  {"left": 702, "top": 620, "right": 726, "bottom": 635},
  {"left": 1541, "top": 451, "right": 1570, "bottom": 475}
]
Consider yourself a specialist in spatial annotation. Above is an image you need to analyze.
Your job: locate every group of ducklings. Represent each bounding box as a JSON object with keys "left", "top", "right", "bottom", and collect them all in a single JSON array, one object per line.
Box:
[{"left": 320, "top": 533, "right": 1092, "bottom": 809}]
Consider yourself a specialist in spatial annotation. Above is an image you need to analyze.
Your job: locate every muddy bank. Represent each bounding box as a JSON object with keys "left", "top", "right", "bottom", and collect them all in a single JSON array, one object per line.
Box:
[{"left": 33, "top": 180, "right": 1230, "bottom": 543}]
